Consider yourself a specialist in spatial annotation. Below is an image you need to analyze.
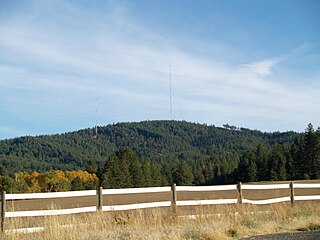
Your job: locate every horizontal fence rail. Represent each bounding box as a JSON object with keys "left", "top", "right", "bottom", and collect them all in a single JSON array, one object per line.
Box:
[
  {"left": 242, "top": 197, "right": 291, "bottom": 205},
  {"left": 292, "top": 183, "right": 320, "bottom": 188},
  {"left": 102, "top": 186, "right": 171, "bottom": 195},
  {"left": 1, "top": 181, "right": 320, "bottom": 233},
  {"left": 241, "top": 184, "right": 289, "bottom": 190},
  {"left": 176, "top": 199, "right": 238, "bottom": 206},
  {"left": 5, "top": 206, "right": 97, "bottom": 218},
  {"left": 6, "top": 190, "right": 97, "bottom": 200},
  {"left": 176, "top": 185, "right": 237, "bottom": 191},
  {"left": 102, "top": 201, "right": 172, "bottom": 211}
]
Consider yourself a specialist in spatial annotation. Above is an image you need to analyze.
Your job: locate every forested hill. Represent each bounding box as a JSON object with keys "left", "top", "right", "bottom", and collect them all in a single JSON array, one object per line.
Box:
[{"left": 0, "top": 120, "right": 298, "bottom": 173}]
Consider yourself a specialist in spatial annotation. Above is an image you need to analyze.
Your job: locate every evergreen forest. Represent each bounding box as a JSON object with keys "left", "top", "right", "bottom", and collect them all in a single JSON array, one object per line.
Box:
[{"left": 0, "top": 120, "right": 319, "bottom": 192}]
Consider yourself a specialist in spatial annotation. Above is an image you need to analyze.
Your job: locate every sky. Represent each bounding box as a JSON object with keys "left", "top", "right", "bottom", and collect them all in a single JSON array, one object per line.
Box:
[{"left": 0, "top": 0, "right": 320, "bottom": 139}]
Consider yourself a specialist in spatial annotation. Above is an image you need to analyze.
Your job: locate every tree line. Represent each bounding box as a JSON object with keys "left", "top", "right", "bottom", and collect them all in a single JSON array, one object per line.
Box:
[
  {"left": 0, "top": 122, "right": 319, "bottom": 193},
  {"left": 237, "top": 123, "right": 320, "bottom": 182},
  {"left": 0, "top": 170, "right": 99, "bottom": 193},
  {"left": 96, "top": 123, "right": 320, "bottom": 188}
]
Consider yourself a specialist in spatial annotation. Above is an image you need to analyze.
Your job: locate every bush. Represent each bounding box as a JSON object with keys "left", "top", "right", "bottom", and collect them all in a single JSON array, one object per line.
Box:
[
  {"left": 241, "top": 219, "right": 257, "bottom": 229},
  {"left": 227, "top": 228, "right": 238, "bottom": 237}
]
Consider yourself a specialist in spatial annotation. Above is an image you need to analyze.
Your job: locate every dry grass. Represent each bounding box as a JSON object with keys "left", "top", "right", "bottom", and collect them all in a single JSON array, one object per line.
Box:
[{"left": 1, "top": 202, "right": 320, "bottom": 240}]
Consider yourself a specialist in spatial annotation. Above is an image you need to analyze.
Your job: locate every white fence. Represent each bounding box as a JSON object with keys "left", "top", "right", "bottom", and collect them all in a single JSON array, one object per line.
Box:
[{"left": 1, "top": 181, "right": 320, "bottom": 233}]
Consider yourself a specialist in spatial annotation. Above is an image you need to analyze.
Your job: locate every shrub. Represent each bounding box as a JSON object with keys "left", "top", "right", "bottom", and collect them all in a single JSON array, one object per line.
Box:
[{"left": 227, "top": 228, "right": 238, "bottom": 237}]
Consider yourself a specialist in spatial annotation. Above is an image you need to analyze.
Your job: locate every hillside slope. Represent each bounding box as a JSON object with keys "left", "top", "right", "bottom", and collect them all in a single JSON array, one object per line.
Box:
[{"left": 0, "top": 120, "right": 298, "bottom": 172}]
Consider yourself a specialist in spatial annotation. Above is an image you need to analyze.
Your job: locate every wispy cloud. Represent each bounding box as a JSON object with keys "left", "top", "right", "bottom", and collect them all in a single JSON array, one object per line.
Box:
[
  {"left": 241, "top": 58, "right": 279, "bottom": 76},
  {"left": 0, "top": 0, "right": 319, "bottom": 137}
]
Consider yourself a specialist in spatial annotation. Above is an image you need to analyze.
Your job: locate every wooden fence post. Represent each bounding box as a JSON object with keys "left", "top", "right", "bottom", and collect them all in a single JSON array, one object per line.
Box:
[
  {"left": 171, "top": 183, "right": 177, "bottom": 213},
  {"left": 290, "top": 181, "right": 294, "bottom": 206},
  {"left": 237, "top": 182, "right": 243, "bottom": 204},
  {"left": 1, "top": 191, "right": 6, "bottom": 233},
  {"left": 97, "top": 187, "right": 103, "bottom": 211}
]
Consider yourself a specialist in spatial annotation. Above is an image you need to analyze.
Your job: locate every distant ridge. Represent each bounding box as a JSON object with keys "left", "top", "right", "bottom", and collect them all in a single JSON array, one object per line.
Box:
[{"left": 0, "top": 120, "right": 299, "bottom": 173}]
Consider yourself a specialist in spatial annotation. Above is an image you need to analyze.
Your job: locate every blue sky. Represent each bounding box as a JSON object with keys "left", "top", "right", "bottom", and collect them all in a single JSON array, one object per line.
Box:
[{"left": 0, "top": 0, "right": 319, "bottom": 139}]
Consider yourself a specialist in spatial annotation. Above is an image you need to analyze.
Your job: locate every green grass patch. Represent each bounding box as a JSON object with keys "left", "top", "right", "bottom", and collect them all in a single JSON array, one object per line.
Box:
[{"left": 227, "top": 228, "right": 239, "bottom": 238}]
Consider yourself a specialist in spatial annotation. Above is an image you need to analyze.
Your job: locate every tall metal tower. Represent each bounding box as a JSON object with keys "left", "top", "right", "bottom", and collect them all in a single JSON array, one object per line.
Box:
[
  {"left": 169, "top": 63, "right": 172, "bottom": 120},
  {"left": 94, "top": 98, "right": 98, "bottom": 138}
]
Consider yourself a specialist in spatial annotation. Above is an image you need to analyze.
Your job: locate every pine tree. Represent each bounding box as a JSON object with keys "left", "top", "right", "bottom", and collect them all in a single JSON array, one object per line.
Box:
[
  {"left": 100, "top": 154, "right": 122, "bottom": 188},
  {"left": 291, "top": 136, "right": 306, "bottom": 179},
  {"left": 116, "top": 148, "right": 134, "bottom": 188},
  {"left": 193, "top": 162, "right": 206, "bottom": 185},
  {"left": 150, "top": 162, "right": 163, "bottom": 186},
  {"left": 255, "top": 144, "right": 269, "bottom": 181},
  {"left": 202, "top": 162, "right": 213, "bottom": 185},
  {"left": 269, "top": 143, "right": 287, "bottom": 181},
  {"left": 142, "top": 161, "right": 153, "bottom": 187},
  {"left": 237, "top": 152, "right": 257, "bottom": 183},
  {"left": 316, "top": 127, "right": 320, "bottom": 178},
  {"left": 173, "top": 161, "right": 194, "bottom": 185},
  {"left": 85, "top": 159, "right": 98, "bottom": 174},
  {"left": 303, "top": 123, "right": 320, "bottom": 179},
  {"left": 161, "top": 163, "right": 173, "bottom": 186},
  {"left": 71, "top": 176, "right": 85, "bottom": 191},
  {"left": 247, "top": 155, "right": 257, "bottom": 182},
  {"left": 129, "top": 157, "right": 144, "bottom": 188}
]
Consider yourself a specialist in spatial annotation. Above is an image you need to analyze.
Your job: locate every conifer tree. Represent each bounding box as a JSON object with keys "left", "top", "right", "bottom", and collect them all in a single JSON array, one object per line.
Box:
[
  {"left": 173, "top": 161, "right": 194, "bottom": 185},
  {"left": 255, "top": 144, "right": 269, "bottom": 181},
  {"left": 150, "top": 162, "right": 163, "bottom": 186},
  {"left": 269, "top": 143, "right": 287, "bottom": 181},
  {"left": 247, "top": 156, "right": 258, "bottom": 182},
  {"left": 303, "top": 123, "right": 320, "bottom": 179},
  {"left": 100, "top": 154, "right": 122, "bottom": 188},
  {"left": 193, "top": 162, "right": 206, "bottom": 185},
  {"left": 291, "top": 136, "right": 305, "bottom": 179},
  {"left": 161, "top": 163, "right": 173, "bottom": 185},
  {"left": 85, "top": 159, "right": 98, "bottom": 174},
  {"left": 129, "top": 157, "right": 144, "bottom": 187},
  {"left": 237, "top": 152, "right": 257, "bottom": 182},
  {"left": 71, "top": 176, "right": 85, "bottom": 191},
  {"left": 116, "top": 148, "right": 134, "bottom": 188},
  {"left": 142, "top": 161, "right": 153, "bottom": 186}
]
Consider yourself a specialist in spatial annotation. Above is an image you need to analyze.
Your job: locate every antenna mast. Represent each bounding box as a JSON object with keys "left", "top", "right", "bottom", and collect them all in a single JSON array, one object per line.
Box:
[
  {"left": 94, "top": 98, "right": 98, "bottom": 138},
  {"left": 169, "top": 63, "right": 172, "bottom": 120}
]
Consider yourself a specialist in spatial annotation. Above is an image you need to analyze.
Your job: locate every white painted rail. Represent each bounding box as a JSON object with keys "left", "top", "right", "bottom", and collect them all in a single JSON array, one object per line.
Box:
[
  {"left": 242, "top": 197, "right": 291, "bottom": 205},
  {"left": 294, "top": 195, "right": 320, "bottom": 201},
  {"left": 176, "top": 185, "right": 236, "bottom": 191},
  {"left": 176, "top": 199, "right": 238, "bottom": 206},
  {"left": 102, "top": 186, "right": 171, "bottom": 195},
  {"left": 6, "top": 190, "right": 97, "bottom": 200},
  {"left": 241, "top": 184, "right": 289, "bottom": 190},
  {"left": 6, "top": 206, "right": 97, "bottom": 218},
  {"left": 2, "top": 182, "right": 320, "bottom": 220},
  {"left": 102, "top": 201, "right": 172, "bottom": 211},
  {"left": 293, "top": 183, "right": 320, "bottom": 188}
]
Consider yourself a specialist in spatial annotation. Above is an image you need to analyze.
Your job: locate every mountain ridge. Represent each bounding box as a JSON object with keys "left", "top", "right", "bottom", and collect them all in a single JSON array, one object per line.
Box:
[{"left": 0, "top": 120, "right": 299, "bottom": 173}]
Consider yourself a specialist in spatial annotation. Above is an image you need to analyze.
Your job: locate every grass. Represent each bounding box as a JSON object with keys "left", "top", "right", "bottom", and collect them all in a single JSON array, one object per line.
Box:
[
  {"left": 1, "top": 202, "right": 320, "bottom": 240},
  {"left": 297, "top": 223, "right": 320, "bottom": 232}
]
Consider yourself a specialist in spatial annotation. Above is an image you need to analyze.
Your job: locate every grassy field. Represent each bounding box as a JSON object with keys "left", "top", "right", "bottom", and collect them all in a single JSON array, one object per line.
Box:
[
  {"left": 2, "top": 180, "right": 320, "bottom": 239},
  {"left": 2, "top": 202, "right": 320, "bottom": 240}
]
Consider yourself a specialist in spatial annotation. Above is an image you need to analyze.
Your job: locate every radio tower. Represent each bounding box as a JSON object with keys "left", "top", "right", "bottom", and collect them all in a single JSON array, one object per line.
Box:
[
  {"left": 94, "top": 98, "right": 98, "bottom": 138},
  {"left": 169, "top": 63, "right": 172, "bottom": 120}
]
